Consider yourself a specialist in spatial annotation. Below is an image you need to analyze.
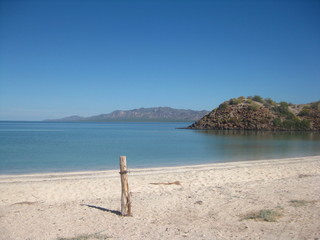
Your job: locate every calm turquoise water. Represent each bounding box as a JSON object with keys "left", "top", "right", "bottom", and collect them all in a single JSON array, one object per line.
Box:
[{"left": 1, "top": 121, "right": 320, "bottom": 174}]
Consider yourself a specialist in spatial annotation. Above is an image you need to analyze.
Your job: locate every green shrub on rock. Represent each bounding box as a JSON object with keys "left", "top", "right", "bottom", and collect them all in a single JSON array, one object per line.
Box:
[
  {"left": 218, "top": 102, "right": 228, "bottom": 110},
  {"left": 311, "top": 101, "right": 320, "bottom": 110},
  {"left": 264, "top": 98, "right": 277, "bottom": 107},
  {"left": 229, "top": 98, "right": 242, "bottom": 105},
  {"left": 252, "top": 95, "right": 264, "bottom": 103},
  {"left": 273, "top": 117, "right": 310, "bottom": 130},
  {"left": 248, "top": 103, "right": 260, "bottom": 111},
  {"left": 273, "top": 118, "right": 282, "bottom": 128},
  {"left": 273, "top": 102, "right": 295, "bottom": 119},
  {"left": 298, "top": 108, "right": 310, "bottom": 117}
]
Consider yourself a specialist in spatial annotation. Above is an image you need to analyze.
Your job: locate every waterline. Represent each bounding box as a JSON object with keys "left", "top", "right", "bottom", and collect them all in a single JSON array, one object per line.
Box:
[{"left": 1, "top": 122, "right": 320, "bottom": 174}]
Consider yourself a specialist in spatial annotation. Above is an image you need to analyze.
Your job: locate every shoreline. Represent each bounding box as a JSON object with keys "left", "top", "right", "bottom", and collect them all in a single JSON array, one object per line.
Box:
[
  {"left": 1, "top": 155, "right": 319, "bottom": 182},
  {"left": 0, "top": 155, "right": 320, "bottom": 183},
  {"left": 1, "top": 155, "right": 319, "bottom": 240}
]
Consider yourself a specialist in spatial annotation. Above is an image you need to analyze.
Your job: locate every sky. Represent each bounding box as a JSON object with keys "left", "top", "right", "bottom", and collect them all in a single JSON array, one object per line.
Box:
[{"left": 0, "top": 0, "right": 319, "bottom": 121}]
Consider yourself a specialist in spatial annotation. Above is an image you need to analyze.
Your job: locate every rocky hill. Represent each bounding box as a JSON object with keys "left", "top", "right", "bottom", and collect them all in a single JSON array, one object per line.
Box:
[
  {"left": 187, "top": 96, "right": 320, "bottom": 131},
  {"left": 46, "top": 107, "right": 209, "bottom": 122}
]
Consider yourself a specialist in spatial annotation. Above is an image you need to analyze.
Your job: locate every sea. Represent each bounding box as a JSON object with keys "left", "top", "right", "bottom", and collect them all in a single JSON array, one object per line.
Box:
[{"left": 1, "top": 121, "right": 320, "bottom": 175}]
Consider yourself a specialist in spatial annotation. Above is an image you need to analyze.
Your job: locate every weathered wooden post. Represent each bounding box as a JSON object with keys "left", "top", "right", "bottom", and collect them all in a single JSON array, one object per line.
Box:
[{"left": 119, "top": 156, "right": 132, "bottom": 216}]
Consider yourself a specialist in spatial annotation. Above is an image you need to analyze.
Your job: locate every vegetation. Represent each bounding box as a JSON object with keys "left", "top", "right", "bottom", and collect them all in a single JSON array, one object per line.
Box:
[
  {"left": 57, "top": 234, "right": 111, "bottom": 240},
  {"left": 273, "top": 102, "right": 295, "bottom": 119},
  {"left": 270, "top": 101, "right": 311, "bottom": 130},
  {"left": 242, "top": 209, "right": 283, "bottom": 222},
  {"left": 264, "top": 98, "right": 277, "bottom": 107},
  {"left": 311, "top": 101, "right": 320, "bottom": 110},
  {"left": 298, "top": 107, "right": 311, "bottom": 117},
  {"left": 289, "top": 200, "right": 316, "bottom": 207},
  {"left": 273, "top": 118, "right": 310, "bottom": 130},
  {"left": 245, "top": 99, "right": 253, "bottom": 104},
  {"left": 248, "top": 102, "right": 260, "bottom": 111},
  {"left": 251, "top": 95, "right": 264, "bottom": 103},
  {"left": 218, "top": 102, "right": 229, "bottom": 110},
  {"left": 288, "top": 119, "right": 310, "bottom": 130},
  {"left": 229, "top": 98, "right": 243, "bottom": 105}
]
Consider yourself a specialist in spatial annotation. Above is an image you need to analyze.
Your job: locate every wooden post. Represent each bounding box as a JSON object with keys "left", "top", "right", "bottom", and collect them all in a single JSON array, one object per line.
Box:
[{"left": 119, "top": 156, "right": 132, "bottom": 216}]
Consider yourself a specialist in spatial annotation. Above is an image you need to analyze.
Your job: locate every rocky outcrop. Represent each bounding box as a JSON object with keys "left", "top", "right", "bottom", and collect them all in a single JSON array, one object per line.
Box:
[{"left": 188, "top": 97, "right": 320, "bottom": 131}]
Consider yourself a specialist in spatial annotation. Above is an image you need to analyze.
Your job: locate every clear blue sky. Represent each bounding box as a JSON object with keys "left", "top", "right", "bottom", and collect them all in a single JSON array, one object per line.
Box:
[{"left": 1, "top": 0, "right": 319, "bottom": 120}]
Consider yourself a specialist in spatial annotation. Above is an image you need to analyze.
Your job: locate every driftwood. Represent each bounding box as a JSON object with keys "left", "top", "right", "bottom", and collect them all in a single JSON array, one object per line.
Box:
[
  {"left": 150, "top": 181, "right": 181, "bottom": 185},
  {"left": 119, "top": 156, "right": 132, "bottom": 216}
]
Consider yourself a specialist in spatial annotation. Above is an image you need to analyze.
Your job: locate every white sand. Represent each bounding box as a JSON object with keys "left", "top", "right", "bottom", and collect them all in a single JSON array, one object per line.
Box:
[{"left": 0, "top": 156, "right": 320, "bottom": 240}]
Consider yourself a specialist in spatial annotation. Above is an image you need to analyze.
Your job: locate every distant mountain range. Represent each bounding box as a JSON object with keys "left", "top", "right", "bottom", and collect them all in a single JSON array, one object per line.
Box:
[{"left": 45, "top": 107, "right": 209, "bottom": 122}]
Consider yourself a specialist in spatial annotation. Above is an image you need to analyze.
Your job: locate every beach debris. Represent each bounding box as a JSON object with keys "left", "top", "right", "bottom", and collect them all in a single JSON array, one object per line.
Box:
[
  {"left": 298, "top": 174, "right": 313, "bottom": 178},
  {"left": 194, "top": 200, "right": 203, "bottom": 205},
  {"left": 150, "top": 181, "right": 181, "bottom": 185},
  {"left": 11, "top": 201, "right": 38, "bottom": 206}
]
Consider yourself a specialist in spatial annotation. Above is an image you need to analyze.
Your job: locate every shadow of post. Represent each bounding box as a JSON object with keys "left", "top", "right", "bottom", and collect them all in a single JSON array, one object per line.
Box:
[{"left": 80, "top": 204, "right": 121, "bottom": 216}]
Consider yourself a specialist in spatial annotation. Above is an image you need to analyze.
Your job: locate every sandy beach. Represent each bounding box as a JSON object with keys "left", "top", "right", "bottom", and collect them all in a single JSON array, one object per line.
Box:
[{"left": 0, "top": 156, "right": 319, "bottom": 240}]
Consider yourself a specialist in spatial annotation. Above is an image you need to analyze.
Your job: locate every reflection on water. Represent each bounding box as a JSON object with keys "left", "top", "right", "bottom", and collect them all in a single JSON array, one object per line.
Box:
[
  {"left": 197, "top": 129, "right": 320, "bottom": 139},
  {"left": 1, "top": 121, "right": 320, "bottom": 174},
  {"left": 194, "top": 130, "right": 320, "bottom": 162}
]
